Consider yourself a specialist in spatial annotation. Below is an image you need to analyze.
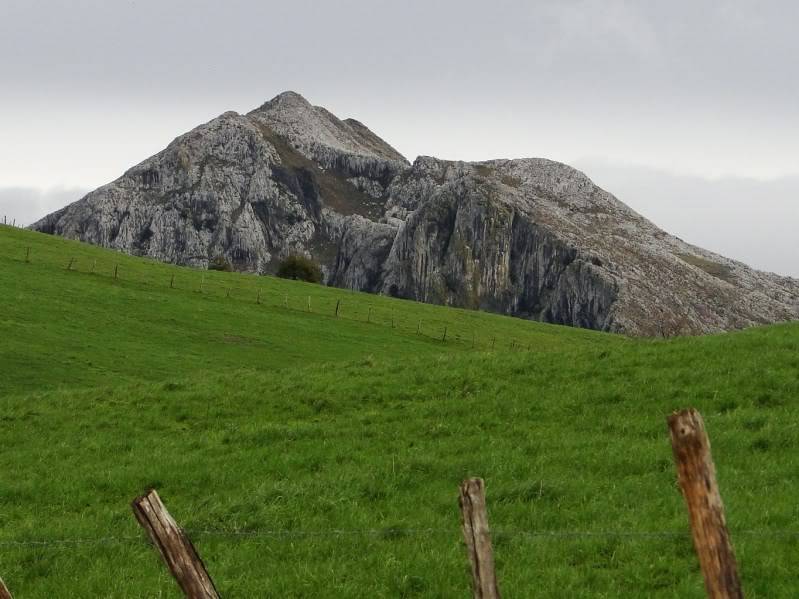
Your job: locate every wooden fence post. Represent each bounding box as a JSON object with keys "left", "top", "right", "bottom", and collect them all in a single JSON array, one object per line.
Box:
[
  {"left": 170, "top": 274, "right": 175, "bottom": 289},
  {"left": 443, "top": 326, "right": 448, "bottom": 342},
  {"left": 25, "top": 247, "right": 30, "bottom": 263},
  {"left": 459, "top": 478, "right": 500, "bottom": 599},
  {"left": 307, "top": 296, "right": 311, "bottom": 312},
  {"left": 132, "top": 489, "right": 220, "bottom": 599},
  {"left": 0, "top": 576, "right": 12, "bottom": 599},
  {"left": 335, "top": 299, "right": 340, "bottom": 317},
  {"left": 668, "top": 409, "right": 742, "bottom": 599},
  {"left": 114, "top": 264, "right": 119, "bottom": 280},
  {"left": 417, "top": 320, "right": 422, "bottom": 335}
]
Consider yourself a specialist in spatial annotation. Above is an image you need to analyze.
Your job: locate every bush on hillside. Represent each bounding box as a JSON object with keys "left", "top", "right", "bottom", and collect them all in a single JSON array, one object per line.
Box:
[
  {"left": 209, "top": 256, "right": 234, "bottom": 272},
  {"left": 276, "top": 255, "right": 322, "bottom": 283}
]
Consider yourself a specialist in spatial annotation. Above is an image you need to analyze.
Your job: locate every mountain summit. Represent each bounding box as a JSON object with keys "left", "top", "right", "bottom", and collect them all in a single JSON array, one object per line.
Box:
[{"left": 31, "top": 92, "right": 799, "bottom": 335}]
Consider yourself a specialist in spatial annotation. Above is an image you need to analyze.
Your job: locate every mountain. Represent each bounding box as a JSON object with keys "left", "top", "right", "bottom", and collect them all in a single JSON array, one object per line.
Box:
[{"left": 31, "top": 91, "right": 799, "bottom": 335}]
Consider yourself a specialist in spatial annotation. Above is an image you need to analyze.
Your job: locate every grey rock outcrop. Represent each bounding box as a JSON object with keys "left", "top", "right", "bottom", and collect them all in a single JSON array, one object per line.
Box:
[{"left": 31, "top": 91, "right": 799, "bottom": 335}]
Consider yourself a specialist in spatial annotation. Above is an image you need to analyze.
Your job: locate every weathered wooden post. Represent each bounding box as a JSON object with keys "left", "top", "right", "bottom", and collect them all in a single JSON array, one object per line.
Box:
[
  {"left": 443, "top": 326, "right": 448, "bottom": 342},
  {"left": 668, "top": 409, "right": 742, "bottom": 599},
  {"left": 114, "top": 264, "right": 119, "bottom": 279},
  {"left": 335, "top": 299, "right": 341, "bottom": 317},
  {"left": 0, "top": 576, "right": 12, "bottom": 599},
  {"left": 417, "top": 320, "right": 422, "bottom": 335},
  {"left": 459, "top": 478, "right": 500, "bottom": 599},
  {"left": 132, "top": 489, "right": 220, "bottom": 599}
]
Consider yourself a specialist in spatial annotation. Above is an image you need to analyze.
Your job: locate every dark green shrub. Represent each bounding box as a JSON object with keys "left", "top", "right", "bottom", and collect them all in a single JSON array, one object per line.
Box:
[
  {"left": 276, "top": 255, "right": 322, "bottom": 283},
  {"left": 209, "top": 256, "right": 233, "bottom": 272}
]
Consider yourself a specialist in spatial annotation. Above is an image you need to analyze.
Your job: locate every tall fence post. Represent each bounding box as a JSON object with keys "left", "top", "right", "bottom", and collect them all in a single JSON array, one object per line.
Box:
[
  {"left": 668, "top": 409, "right": 742, "bottom": 599},
  {"left": 307, "top": 296, "right": 311, "bottom": 312},
  {"left": 132, "top": 489, "right": 220, "bottom": 599},
  {"left": 114, "top": 264, "right": 119, "bottom": 280},
  {"left": 459, "top": 478, "right": 500, "bottom": 599},
  {"left": 0, "top": 576, "right": 13, "bottom": 599},
  {"left": 442, "top": 326, "right": 448, "bottom": 342}
]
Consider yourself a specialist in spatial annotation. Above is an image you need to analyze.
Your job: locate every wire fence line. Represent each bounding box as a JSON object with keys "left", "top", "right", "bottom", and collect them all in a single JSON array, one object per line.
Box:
[
  {"left": 3, "top": 527, "right": 799, "bottom": 549},
  {"left": 5, "top": 240, "right": 547, "bottom": 353}
]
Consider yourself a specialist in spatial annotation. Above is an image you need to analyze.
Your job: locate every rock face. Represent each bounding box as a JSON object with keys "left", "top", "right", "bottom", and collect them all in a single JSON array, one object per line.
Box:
[{"left": 31, "top": 91, "right": 799, "bottom": 335}]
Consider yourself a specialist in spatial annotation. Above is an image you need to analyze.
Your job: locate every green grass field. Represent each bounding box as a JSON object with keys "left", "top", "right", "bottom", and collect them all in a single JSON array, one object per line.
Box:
[{"left": 1, "top": 224, "right": 798, "bottom": 597}]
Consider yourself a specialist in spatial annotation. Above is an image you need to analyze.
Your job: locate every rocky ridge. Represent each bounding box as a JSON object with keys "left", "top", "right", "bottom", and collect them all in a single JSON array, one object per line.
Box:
[{"left": 31, "top": 91, "right": 799, "bottom": 335}]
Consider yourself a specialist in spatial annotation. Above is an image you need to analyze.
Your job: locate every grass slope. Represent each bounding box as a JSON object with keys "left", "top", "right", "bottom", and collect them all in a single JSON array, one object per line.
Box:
[{"left": 1, "top": 225, "right": 798, "bottom": 598}]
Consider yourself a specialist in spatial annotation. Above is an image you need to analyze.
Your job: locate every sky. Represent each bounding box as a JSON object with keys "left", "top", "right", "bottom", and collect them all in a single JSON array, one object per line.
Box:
[{"left": 1, "top": 0, "right": 796, "bottom": 276}]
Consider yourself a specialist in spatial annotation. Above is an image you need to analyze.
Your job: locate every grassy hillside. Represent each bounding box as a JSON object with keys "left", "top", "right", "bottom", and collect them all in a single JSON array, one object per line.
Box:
[{"left": 1, "top": 224, "right": 798, "bottom": 598}]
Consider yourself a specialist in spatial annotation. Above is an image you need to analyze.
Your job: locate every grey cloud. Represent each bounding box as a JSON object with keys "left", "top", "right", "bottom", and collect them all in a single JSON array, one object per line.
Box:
[{"left": 0, "top": 187, "right": 88, "bottom": 227}]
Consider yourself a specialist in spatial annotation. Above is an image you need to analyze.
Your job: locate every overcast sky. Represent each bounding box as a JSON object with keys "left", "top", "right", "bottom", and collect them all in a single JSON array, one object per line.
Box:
[{"left": 1, "top": 0, "right": 796, "bottom": 275}]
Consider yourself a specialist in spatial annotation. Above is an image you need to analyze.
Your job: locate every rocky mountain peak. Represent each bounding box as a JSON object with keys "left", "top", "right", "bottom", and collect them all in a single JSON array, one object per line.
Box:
[{"left": 30, "top": 93, "right": 799, "bottom": 336}]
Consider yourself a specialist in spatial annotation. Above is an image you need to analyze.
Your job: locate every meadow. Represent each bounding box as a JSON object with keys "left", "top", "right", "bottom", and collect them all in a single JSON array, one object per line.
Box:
[{"left": 1, "top": 224, "right": 798, "bottom": 597}]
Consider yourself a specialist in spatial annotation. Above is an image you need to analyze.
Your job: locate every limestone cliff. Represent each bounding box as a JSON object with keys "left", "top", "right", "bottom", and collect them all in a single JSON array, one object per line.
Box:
[{"left": 31, "top": 91, "right": 799, "bottom": 335}]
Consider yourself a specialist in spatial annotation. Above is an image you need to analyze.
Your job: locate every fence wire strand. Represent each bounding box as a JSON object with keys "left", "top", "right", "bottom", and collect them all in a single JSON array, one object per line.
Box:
[{"left": 2, "top": 528, "right": 799, "bottom": 548}]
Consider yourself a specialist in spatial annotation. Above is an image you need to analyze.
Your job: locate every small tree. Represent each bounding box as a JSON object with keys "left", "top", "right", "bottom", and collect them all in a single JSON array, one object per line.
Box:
[
  {"left": 277, "top": 255, "right": 322, "bottom": 283},
  {"left": 209, "top": 256, "right": 233, "bottom": 272}
]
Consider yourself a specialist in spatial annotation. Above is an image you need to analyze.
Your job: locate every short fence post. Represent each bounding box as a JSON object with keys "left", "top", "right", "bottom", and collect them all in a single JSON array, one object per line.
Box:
[
  {"left": 170, "top": 274, "right": 175, "bottom": 289},
  {"left": 443, "top": 326, "right": 448, "bottom": 342},
  {"left": 24, "top": 247, "right": 30, "bottom": 263},
  {"left": 132, "top": 489, "right": 220, "bottom": 599},
  {"left": 0, "top": 576, "right": 12, "bottom": 599},
  {"left": 668, "top": 409, "right": 742, "bottom": 599},
  {"left": 256, "top": 289, "right": 261, "bottom": 304},
  {"left": 335, "top": 299, "right": 340, "bottom": 317},
  {"left": 114, "top": 264, "right": 119, "bottom": 280},
  {"left": 307, "top": 296, "right": 311, "bottom": 312},
  {"left": 459, "top": 478, "right": 500, "bottom": 599},
  {"left": 417, "top": 320, "right": 422, "bottom": 335}
]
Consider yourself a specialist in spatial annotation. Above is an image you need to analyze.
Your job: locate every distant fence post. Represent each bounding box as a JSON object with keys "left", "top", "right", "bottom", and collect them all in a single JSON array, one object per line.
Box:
[
  {"left": 668, "top": 409, "right": 742, "bottom": 599},
  {"left": 0, "top": 576, "right": 13, "bottom": 599},
  {"left": 132, "top": 489, "right": 220, "bottom": 599},
  {"left": 459, "top": 478, "right": 500, "bottom": 599},
  {"left": 114, "top": 264, "right": 119, "bottom": 280},
  {"left": 443, "top": 326, "right": 448, "bottom": 342},
  {"left": 307, "top": 296, "right": 311, "bottom": 312},
  {"left": 335, "top": 299, "right": 340, "bottom": 317},
  {"left": 417, "top": 320, "right": 422, "bottom": 335}
]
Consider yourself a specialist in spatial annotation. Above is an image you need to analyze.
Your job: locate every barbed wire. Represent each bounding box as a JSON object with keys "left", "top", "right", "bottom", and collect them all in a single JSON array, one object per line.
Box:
[{"left": 2, "top": 527, "right": 798, "bottom": 548}]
